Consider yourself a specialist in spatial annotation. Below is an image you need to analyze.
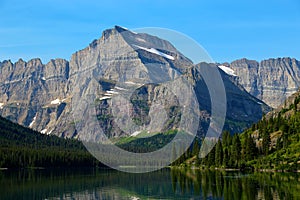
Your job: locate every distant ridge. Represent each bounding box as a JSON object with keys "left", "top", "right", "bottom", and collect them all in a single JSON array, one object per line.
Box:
[{"left": 227, "top": 57, "right": 300, "bottom": 108}]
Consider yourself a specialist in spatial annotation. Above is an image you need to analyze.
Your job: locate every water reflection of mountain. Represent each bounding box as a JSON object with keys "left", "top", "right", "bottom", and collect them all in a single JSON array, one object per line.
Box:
[{"left": 0, "top": 168, "right": 299, "bottom": 199}]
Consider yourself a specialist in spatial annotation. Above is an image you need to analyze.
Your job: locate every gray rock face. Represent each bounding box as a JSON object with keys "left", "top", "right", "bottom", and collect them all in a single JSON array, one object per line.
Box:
[
  {"left": 229, "top": 58, "right": 300, "bottom": 108},
  {"left": 189, "top": 64, "right": 270, "bottom": 134},
  {"left": 0, "top": 58, "right": 71, "bottom": 137},
  {"left": 0, "top": 26, "right": 269, "bottom": 138}
]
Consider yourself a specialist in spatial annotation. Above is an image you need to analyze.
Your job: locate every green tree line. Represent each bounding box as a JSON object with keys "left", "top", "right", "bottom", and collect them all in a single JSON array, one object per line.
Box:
[
  {"left": 173, "top": 95, "right": 300, "bottom": 171},
  {"left": 0, "top": 116, "right": 105, "bottom": 168}
]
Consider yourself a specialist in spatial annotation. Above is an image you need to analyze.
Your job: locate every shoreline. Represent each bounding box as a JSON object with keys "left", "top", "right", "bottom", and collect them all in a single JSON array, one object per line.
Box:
[
  {"left": 170, "top": 166, "right": 300, "bottom": 173},
  {"left": 1, "top": 165, "right": 299, "bottom": 173}
]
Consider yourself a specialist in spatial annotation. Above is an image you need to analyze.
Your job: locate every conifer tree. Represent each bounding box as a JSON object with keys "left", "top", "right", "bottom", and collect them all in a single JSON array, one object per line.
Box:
[
  {"left": 192, "top": 140, "right": 200, "bottom": 156},
  {"left": 208, "top": 147, "right": 215, "bottom": 166},
  {"left": 232, "top": 134, "right": 241, "bottom": 167},
  {"left": 223, "top": 148, "right": 229, "bottom": 167},
  {"left": 222, "top": 131, "right": 231, "bottom": 147},
  {"left": 262, "top": 129, "right": 270, "bottom": 155},
  {"left": 244, "top": 134, "right": 257, "bottom": 161},
  {"left": 215, "top": 140, "right": 223, "bottom": 167}
]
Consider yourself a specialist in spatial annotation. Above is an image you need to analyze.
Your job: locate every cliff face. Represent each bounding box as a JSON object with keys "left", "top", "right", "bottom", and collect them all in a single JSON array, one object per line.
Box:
[
  {"left": 0, "top": 58, "right": 71, "bottom": 136},
  {"left": 229, "top": 58, "right": 300, "bottom": 108},
  {"left": 0, "top": 26, "right": 269, "bottom": 138}
]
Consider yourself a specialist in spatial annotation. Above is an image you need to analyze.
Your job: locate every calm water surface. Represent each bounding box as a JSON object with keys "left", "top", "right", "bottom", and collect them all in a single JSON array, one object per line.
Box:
[{"left": 0, "top": 168, "right": 299, "bottom": 199}]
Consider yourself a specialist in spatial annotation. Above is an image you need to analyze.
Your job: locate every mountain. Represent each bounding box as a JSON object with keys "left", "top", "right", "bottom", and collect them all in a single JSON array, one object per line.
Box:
[
  {"left": 0, "top": 58, "right": 71, "bottom": 136},
  {"left": 187, "top": 64, "right": 270, "bottom": 133},
  {"left": 228, "top": 57, "right": 300, "bottom": 108},
  {"left": 0, "top": 26, "right": 269, "bottom": 139}
]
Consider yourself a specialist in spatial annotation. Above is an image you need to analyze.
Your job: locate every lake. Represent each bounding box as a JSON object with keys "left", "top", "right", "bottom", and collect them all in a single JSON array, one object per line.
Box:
[{"left": 0, "top": 168, "right": 299, "bottom": 199}]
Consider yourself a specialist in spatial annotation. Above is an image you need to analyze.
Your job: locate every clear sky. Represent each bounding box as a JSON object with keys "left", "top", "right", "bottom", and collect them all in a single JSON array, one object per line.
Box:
[{"left": 0, "top": 0, "right": 299, "bottom": 64}]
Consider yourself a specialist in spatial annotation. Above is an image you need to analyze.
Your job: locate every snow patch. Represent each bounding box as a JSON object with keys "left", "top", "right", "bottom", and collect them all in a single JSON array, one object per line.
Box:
[
  {"left": 136, "top": 37, "right": 146, "bottom": 42},
  {"left": 100, "top": 96, "right": 111, "bottom": 100},
  {"left": 119, "top": 26, "right": 137, "bottom": 34},
  {"left": 106, "top": 90, "right": 119, "bottom": 94},
  {"left": 0, "top": 103, "right": 4, "bottom": 109},
  {"left": 29, "top": 116, "right": 37, "bottom": 128},
  {"left": 51, "top": 98, "right": 64, "bottom": 105},
  {"left": 133, "top": 44, "right": 175, "bottom": 60},
  {"left": 41, "top": 77, "right": 46, "bottom": 81},
  {"left": 47, "top": 129, "right": 53, "bottom": 135},
  {"left": 218, "top": 65, "right": 237, "bottom": 76},
  {"left": 101, "top": 89, "right": 120, "bottom": 99},
  {"left": 120, "top": 26, "right": 129, "bottom": 30},
  {"left": 124, "top": 81, "right": 144, "bottom": 86},
  {"left": 125, "top": 81, "right": 137, "bottom": 85},
  {"left": 131, "top": 131, "right": 141, "bottom": 137},
  {"left": 115, "top": 86, "right": 127, "bottom": 91},
  {"left": 41, "top": 129, "right": 47, "bottom": 134},
  {"left": 4, "top": 79, "right": 22, "bottom": 84}
]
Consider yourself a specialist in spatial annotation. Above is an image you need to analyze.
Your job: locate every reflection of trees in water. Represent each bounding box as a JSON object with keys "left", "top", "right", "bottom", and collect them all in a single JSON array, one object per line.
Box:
[
  {"left": 0, "top": 168, "right": 299, "bottom": 199},
  {"left": 170, "top": 168, "right": 300, "bottom": 199}
]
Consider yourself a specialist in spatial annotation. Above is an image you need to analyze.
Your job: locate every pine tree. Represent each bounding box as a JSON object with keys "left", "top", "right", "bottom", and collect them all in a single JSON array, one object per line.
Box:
[
  {"left": 232, "top": 134, "right": 241, "bottom": 167},
  {"left": 192, "top": 140, "right": 200, "bottom": 156},
  {"left": 275, "top": 112, "right": 282, "bottom": 131},
  {"left": 244, "top": 133, "right": 257, "bottom": 161},
  {"left": 223, "top": 148, "right": 229, "bottom": 167},
  {"left": 171, "top": 143, "right": 177, "bottom": 165},
  {"left": 282, "top": 133, "right": 289, "bottom": 148},
  {"left": 262, "top": 128, "right": 270, "bottom": 155},
  {"left": 215, "top": 140, "right": 223, "bottom": 167},
  {"left": 208, "top": 147, "right": 215, "bottom": 167},
  {"left": 222, "top": 131, "right": 231, "bottom": 147}
]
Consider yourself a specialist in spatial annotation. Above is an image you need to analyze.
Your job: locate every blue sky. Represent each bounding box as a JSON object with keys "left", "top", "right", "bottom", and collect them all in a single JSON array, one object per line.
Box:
[{"left": 0, "top": 0, "right": 299, "bottom": 63}]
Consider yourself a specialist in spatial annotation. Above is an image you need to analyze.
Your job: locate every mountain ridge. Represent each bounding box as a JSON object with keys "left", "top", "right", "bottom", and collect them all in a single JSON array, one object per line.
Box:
[
  {"left": 0, "top": 26, "right": 270, "bottom": 139},
  {"left": 226, "top": 57, "right": 300, "bottom": 108}
]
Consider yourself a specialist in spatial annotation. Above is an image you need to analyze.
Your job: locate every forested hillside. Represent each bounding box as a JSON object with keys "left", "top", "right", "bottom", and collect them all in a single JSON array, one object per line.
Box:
[
  {"left": 0, "top": 116, "right": 104, "bottom": 168},
  {"left": 174, "top": 91, "right": 300, "bottom": 171}
]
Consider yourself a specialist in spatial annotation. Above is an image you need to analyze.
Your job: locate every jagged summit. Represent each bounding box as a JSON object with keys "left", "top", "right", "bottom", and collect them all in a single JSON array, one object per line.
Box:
[{"left": 91, "top": 25, "right": 193, "bottom": 65}]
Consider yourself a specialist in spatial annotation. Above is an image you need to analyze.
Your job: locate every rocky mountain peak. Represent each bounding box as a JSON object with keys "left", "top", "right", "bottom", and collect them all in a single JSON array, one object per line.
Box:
[
  {"left": 27, "top": 58, "right": 43, "bottom": 65},
  {"left": 0, "top": 26, "right": 271, "bottom": 138},
  {"left": 231, "top": 58, "right": 259, "bottom": 67},
  {"left": 16, "top": 58, "right": 25, "bottom": 64}
]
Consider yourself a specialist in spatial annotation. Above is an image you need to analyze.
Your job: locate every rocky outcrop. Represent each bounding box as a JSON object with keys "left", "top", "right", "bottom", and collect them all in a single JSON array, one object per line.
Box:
[
  {"left": 0, "top": 26, "right": 270, "bottom": 138},
  {"left": 265, "top": 88, "right": 300, "bottom": 120},
  {"left": 229, "top": 58, "right": 300, "bottom": 108}
]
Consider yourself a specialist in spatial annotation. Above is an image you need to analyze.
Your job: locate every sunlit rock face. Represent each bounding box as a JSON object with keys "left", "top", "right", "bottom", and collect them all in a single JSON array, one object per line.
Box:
[
  {"left": 229, "top": 57, "right": 300, "bottom": 108},
  {"left": 0, "top": 26, "right": 270, "bottom": 138}
]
